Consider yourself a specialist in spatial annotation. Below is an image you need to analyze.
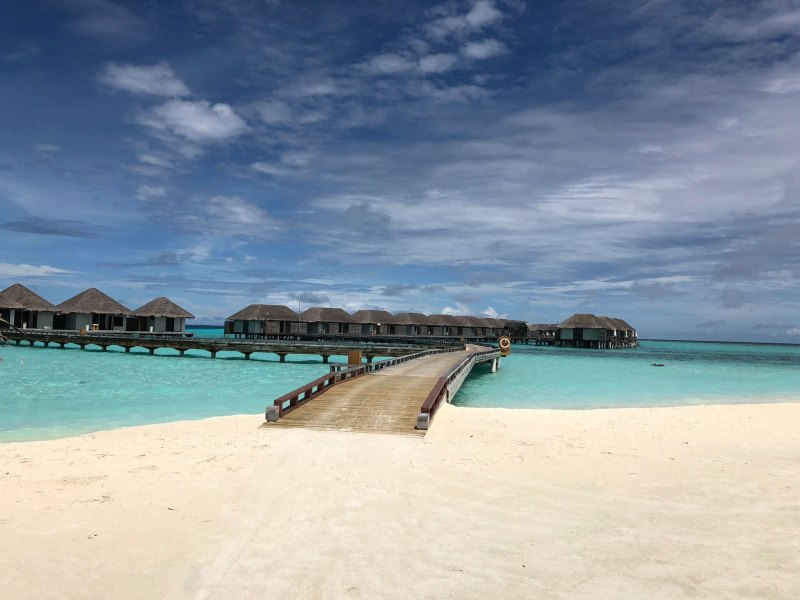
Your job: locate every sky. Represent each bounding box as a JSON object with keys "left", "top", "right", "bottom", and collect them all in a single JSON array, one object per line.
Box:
[{"left": 1, "top": 0, "right": 799, "bottom": 341}]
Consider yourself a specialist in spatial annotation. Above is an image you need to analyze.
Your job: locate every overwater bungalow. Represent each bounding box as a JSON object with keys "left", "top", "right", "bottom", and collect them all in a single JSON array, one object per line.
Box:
[
  {"left": 301, "top": 307, "right": 358, "bottom": 335},
  {"left": 527, "top": 323, "right": 558, "bottom": 344},
  {"left": 131, "top": 297, "right": 194, "bottom": 333},
  {"left": 422, "top": 314, "right": 448, "bottom": 336},
  {"left": 54, "top": 288, "right": 132, "bottom": 331},
  {"left": 555, "top": 313, "right": 638, "bottom": 349},
  {"left": 0, "top": 283, "right": 57, "bottom": 329},
  {"left": 392, "top": 312, "right": 430, "bottom": 336},
  {"left": 225, "top": 304, "right": 303, "bottom": 338},
  {"left": 350, "top": 310, "right": 398, "bottom": 335},
  {"left": 467, "top": 316, "right": 495, "bottom": 338}
]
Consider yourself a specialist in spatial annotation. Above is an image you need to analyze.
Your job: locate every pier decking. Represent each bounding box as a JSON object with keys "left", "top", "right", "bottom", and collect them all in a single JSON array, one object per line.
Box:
[
  {"left": 266, "top": 345, "right": 500, "bottom": 435},
  {"left": 2, "top": 329, "right": 446, "bottom": 361}
]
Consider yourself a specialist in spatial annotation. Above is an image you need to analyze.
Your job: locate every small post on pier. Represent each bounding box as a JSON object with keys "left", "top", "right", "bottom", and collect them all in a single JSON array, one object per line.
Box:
[
  {"left": 491, "top": 357, "right": 498, "bottom": 373},
  {"left": 124, "top": 347, "right": 131, "bottom": 353},
  {"left": 148, "top": 348, "right": 155, "bottom": 356},
  {"left": 278, "top": 353, "right": 286, "bottom": 363},
  {"left": 321, "top": 354, "right": 329, "bottom": 364},
  {"left": 243, "top": 352, "right": 251, "bottom": 360}
]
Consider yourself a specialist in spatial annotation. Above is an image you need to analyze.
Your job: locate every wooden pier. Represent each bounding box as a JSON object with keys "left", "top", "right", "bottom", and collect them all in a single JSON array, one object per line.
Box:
[
  {"left": 265, "top": 345, "right": 501, "bottom": 435},
  {"left": 2, "top": 329, "right": 449, "bottom": 362}
]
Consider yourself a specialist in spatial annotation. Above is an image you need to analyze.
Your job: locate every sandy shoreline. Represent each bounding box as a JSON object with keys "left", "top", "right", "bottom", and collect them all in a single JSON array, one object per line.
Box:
[{"left": 2, "top": 402, "right": 799, "bottom": 599}]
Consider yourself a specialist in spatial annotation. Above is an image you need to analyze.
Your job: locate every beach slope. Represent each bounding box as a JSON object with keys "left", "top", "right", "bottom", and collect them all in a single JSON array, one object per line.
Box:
[{"left": 1, "top": 402, "right": 799, "bottom": 599}]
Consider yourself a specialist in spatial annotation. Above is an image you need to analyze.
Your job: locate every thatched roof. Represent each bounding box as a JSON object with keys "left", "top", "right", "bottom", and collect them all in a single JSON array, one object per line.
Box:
[
  {"left": 483, "top": 318, "right": 505, "bottom": 328},
  {"left": 133, "top": 297, "right": 194, "bottom": 319},
  {"left": 613, "top": 317, "right": 636, "bottom": 331},
  {"left": 56, "top": 288, "right": 132, "bottom": 316},
  {"left": 350, "top": 310, "right": 398, "bottom": 324},
  {"left": 425, "top": 314, "right": 455, "bottom": 326},
  {"left": 393, "top": 312, "right": 431, "bottom": 325},
  {"left": 0, "top": 283, "right": 56, "bottom": 311},
  {"left": 558, "top": 313, "right": 608, "bottom": 329},
  {"left": 301, "top": 307, "right": 354, "bottom": 323},
  {"left": 528, "top": 323, "right": 558, "bottom": 330},
  {"left": 464, "top": 316, "right": 493, "bottom": 328},
  {"left": 226, "top": 304, "right": 298, "bottom": 321}
]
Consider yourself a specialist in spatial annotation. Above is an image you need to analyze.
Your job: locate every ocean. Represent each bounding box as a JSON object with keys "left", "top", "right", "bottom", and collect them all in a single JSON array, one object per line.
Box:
[{"left": 1, "top": 333, "right": 799, "bottom": 442}]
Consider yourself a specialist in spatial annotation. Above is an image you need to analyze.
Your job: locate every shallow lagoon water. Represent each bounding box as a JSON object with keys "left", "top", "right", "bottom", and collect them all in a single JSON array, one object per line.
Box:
[
  {"left": 456, "top": 340, "right": 800, "bottom": 409},
  {"left": 2, "top": 335, "right": 799, "bottom": 441}
]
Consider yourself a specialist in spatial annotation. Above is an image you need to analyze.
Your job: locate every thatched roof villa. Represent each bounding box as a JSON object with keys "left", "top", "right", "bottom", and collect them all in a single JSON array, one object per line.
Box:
[
  {"left": 0, "top": 283, "right": 57, "bottom": 329},
  {"left": 132, "top": 297, "right": 194, "bottom": 333},
  {"left": 225, "top": 304, "right": 303, "bottom": 337},
  {"left": 54, "top": 288, "right": 132, "bottom": 331},
  {"left": 351, "top": 310, "right": 398, "bottom": 335},
  {"left": 556, "top": 313, "right": 638, "bottom": 348},
  {"left": 392, "top": 312, "right": 430, "bottom": 337},
  {"left": 301, "top": 307, "right": 358, "bottom": 335}
]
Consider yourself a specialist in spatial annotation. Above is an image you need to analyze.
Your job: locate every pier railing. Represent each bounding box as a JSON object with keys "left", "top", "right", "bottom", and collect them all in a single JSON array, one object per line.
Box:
[
  {"left": 417, "top": 347, "right": 499, "bottom": 430},
  {"left": 266, "top": 346, "right": 466, "bottom": 420}
]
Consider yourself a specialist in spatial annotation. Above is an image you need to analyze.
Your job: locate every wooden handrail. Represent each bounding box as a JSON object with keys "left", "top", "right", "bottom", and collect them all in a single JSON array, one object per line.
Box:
[{"left": 419, "top": 347, "right": 499, "bottom": 420}]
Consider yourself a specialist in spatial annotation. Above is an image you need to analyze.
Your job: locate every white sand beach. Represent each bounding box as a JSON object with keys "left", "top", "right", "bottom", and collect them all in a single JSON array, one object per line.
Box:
[{"left": 2, "top": 402, "right": 799, "bottom": 599}]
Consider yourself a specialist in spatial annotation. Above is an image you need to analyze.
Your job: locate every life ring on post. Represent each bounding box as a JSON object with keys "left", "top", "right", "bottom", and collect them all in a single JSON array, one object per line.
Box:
[{"left": 499, "top": 336, "right": 511, "bottom": 356}]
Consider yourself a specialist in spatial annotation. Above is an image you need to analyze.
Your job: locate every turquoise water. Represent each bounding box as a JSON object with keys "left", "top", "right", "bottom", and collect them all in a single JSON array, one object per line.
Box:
[
  {"left": 455, "top": 340, "right": 800, "bottom": 409},
  {"left": 2, "top": 338, "right": 799, "bottom": 442},
  {"left": 0, "top": 329, "right": 339, "bottom": 441}
]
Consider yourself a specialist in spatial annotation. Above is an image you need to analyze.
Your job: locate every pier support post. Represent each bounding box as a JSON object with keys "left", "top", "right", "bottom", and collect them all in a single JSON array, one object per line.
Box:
[
  {"left": 101, "top": 345, "right": 108, "bottom": 352},
  {"left": 321, "top": 354, "right": 329, "bottom": 364},
  {"left": 124, "top": 347, "right": 131, "bottom": 353},
  {"left": 491, "top": 357, "right": 498, "bottom": 373},
  {"left": 365, "top": 355, "right": 374, "bottom": 363},
  {"left": 79, "top": 344, "right": 86, "bottom": 351},
  {"left": 178, "top": 350, "right": 185, "bottom": 357},
  {"left": 210, "top": 351, "right": 217, "bottom": 359},
  {"left": 278, "top": 353, "right": 286, "bottom": 363},
  {"left": 59, "top": 343, "right": 65, "bottom": 349},
  {"left": 265, "top": 406, "right": 280, "bottom": 422},
  {"left": 16, "top": 340, "right": 21, "bottom": 346},
  {"left": 243, "top": 352, "right": 251, "bottom": 360},
  {"left": 416, "top": 413, "right": 430, "bottom": 430},
  {"left": 148, "top": 348, "right": 155, "bottom": 356}
]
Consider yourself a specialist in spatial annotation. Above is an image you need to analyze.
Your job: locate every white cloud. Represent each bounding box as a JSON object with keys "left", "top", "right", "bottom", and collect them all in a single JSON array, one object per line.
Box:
[
  {"left": 465, "top": 0, "right": 503, "bottom": 29},
  {"left": 203, "top": 196, "right": 274, "bottom": 236},
  {"left": 418, "top": 53, "right": 458, "bottom": 74},
  {"left": 251, "top": 162, "right": 289, "bottom": 177},
  {"left": 100, "top": 62, "right": 190, "bottom": 96},
  {"left": 362, "top": 53, "right": 414, "bottom": 75},
  {"left": 787, "top": 327, "right": 800, "bottom": 336},
  {"left": 427, "top": 0, "right": 503, "bottom": 38},
  {"left": 442, "top": 302, "right": 470, "bottom": 315},
  {"left": 761, "top": 76, "right": 800, "bottom": 94},
  {"left": 482, "top": 306, "right": 500, "bottom": 318},
  {"left": 138, "top": 99, "right": 248, "bottom": 143},
  {"left": 33, "top": 143, "right": 59, "bottom": 153},
  {"left": 254, "top": 101, "right": 293, "bottom": 124},
  {"left": 136, "top": 185, "right": 167, "bottom": 200},
  {"left": 462, "top": 39, "right": 507, "bottom": 59},
  {"left": 0, "top": 263, "right": 75, "bottom": 277}
]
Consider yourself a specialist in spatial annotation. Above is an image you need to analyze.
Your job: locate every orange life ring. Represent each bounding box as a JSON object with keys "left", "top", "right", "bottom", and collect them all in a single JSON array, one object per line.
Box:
[{"left": 499, "top": 336, "right": 511, "bottom": 350}]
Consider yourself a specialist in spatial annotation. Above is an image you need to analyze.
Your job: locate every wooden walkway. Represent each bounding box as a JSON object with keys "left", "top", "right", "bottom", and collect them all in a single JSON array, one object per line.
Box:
[{"left": 266, "top": 347, "right": 477, "bottom": 436}]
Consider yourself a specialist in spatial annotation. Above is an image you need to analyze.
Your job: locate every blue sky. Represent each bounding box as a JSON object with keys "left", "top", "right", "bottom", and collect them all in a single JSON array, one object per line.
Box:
[{"left": 1, "top": 1, "right": 799, "bottom": 341}]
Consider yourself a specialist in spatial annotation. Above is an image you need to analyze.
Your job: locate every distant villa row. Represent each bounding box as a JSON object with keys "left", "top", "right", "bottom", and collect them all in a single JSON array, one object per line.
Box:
[{"left": 0, "top": 283, "right": 637, "bottom": 348}]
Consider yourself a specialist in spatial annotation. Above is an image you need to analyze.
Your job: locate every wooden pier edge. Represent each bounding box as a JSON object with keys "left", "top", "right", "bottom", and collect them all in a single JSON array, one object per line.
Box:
[{"left": 416, "top": 347, "right": 500, "bottom": 430}]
